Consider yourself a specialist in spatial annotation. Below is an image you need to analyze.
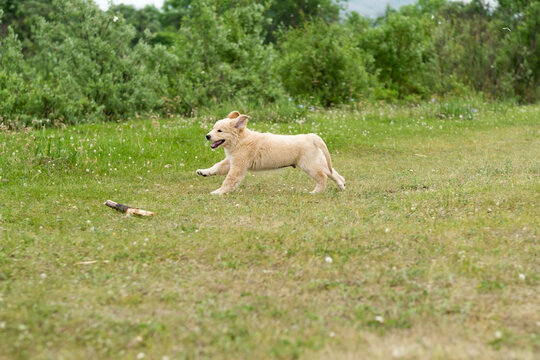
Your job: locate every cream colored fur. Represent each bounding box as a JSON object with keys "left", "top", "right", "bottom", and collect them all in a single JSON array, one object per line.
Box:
[{"left": 196, "top": 111, "right": 345, "bottom": 194}]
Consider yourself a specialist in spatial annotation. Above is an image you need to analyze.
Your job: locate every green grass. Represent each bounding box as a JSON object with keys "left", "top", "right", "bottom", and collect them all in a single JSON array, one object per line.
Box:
[{"left": 1, "top": 101, "right": 539, "bottom": 359}]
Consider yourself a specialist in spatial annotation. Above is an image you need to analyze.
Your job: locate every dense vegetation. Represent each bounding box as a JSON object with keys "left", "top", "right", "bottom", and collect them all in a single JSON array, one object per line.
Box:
[{"left": 0, "top": 0, "right": 538, "bottom": 126}]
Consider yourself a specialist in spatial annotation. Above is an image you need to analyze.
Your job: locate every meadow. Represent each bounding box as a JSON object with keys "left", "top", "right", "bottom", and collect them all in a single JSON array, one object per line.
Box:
[{"left": 0, "top": 100, "right": 539, "bottom": 359}]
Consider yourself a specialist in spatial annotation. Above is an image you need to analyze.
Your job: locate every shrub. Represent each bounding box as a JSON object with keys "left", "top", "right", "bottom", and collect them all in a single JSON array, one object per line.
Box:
[
  {"left": 165, "top": 0, "right": 284, "bottom": 114},
  {"left": 360, "top": 11, "right": 433, "bottom": 98},
  {"left": 27, "top": 0, "right": 173, "bottom": 123},
  {"left": 0, "top": 27, "right": 34, "bottom": 125},
  {"left": 1, "top": 0, "right": 177, "bottom": 125},
  {"left": 276, "top": 20, "right": 374, "bottom": 106}
]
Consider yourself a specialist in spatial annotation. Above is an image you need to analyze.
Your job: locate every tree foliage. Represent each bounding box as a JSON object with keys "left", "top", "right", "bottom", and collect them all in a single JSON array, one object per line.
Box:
[
  {"left": 0, "top": 0, "right": 538, "bottom": 126},
  {"left": 110, "top": 4, "right": 163, "bottom": 45}
]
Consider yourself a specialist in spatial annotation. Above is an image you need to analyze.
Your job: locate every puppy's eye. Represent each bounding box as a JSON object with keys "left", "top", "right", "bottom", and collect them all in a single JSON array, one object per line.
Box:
[{"left": 217, "top": 129, "right": 222, "bottom": 132}]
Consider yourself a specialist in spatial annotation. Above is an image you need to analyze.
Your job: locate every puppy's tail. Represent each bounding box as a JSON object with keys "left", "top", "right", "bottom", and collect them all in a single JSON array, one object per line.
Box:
[{"left": 313, "top": 135, "right": 333, "bottom": 174}]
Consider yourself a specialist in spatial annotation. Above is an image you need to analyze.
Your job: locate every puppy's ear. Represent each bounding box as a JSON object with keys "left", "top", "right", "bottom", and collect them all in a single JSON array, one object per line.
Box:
[
  {"left": 234, "top": 115, "right": 249, "bottom": 129},
  {"left": 227, "top": 111, "right": 240, "bottom": 119}
]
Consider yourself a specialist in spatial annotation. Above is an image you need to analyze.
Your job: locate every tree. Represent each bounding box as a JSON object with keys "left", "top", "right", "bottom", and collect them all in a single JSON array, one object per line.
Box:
[
  {"left": 109, "top": 4, "right": 163, "bottom": 45},
  {"left": 0, "top": 0, "right": 55, "bottom": 54},
  {"left": 161, "top": 0, "right": 193, "bottom": 29},
  {"left": 495, "top": 0, "right": 540, "bottom": 101},
  {"left": 264, "top": 0, "right": 343, "bottom": 42}
]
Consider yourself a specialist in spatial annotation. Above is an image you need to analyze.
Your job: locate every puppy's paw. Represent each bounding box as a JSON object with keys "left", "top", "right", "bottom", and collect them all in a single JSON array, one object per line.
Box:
[
  {"left": 211, "top": 188, "right": 225, "bottom": 195},
  {"left": 196, "top": 169, "right": 209, "bottom": 177}
]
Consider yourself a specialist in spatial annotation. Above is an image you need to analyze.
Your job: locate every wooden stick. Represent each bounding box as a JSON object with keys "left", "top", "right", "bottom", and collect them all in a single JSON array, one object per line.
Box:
[
  {"left": 104, "top": 200, "right": 154, "bottom": 217},
  {"left": 76, "top": 260, "right": 98, "bottom": 265}
]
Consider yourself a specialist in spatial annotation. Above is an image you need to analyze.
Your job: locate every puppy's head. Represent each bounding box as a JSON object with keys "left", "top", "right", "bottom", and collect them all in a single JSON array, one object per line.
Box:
[{"left": 205, "top": 111, "right": 249, "bottom": 150}]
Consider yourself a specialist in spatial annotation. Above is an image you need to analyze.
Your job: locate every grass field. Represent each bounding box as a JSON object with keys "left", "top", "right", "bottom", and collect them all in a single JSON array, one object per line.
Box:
[{"left": 1, "top": 100, "right": 539, "bottom": 359}]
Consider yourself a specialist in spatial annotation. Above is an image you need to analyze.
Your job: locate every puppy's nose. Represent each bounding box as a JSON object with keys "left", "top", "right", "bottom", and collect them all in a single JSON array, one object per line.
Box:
[{"left": 206, "top": 134, "right": 211, "bottom": 140}]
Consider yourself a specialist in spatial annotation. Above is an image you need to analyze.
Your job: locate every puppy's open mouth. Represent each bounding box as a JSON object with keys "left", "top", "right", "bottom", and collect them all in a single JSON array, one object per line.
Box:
[{"left": 211, "top": 140, "right": 225, "bottom": 149}]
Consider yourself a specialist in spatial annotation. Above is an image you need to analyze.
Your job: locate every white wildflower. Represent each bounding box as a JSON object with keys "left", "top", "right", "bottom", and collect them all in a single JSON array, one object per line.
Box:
[{"left": 392, "top": 346, "right": 405, "bottom": 358}]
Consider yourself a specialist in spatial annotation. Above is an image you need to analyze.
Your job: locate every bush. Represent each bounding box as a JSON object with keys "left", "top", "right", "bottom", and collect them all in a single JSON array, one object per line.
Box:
[
  {"left": 0, "top": 27, "right": 35, "bottom": 126},
  {"left": 30, "top": 0, "right": 173, "bottom": 123},
  {"left": 276, "top": 20, "right": 374, "bottom": 106},
  {"left": 0, "top": 0, "right": 175, "bottom": 125},
  {"left": 165, "top": 0, "right": 284, "bottom": 114},
  {"left": 360, "top": 11, "right": 433, "bottom": 98}
]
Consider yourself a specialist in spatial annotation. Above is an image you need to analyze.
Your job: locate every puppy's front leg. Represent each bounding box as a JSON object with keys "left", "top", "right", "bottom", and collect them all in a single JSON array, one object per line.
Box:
[
  {"left": 211, "top": 164, "right": 247, "bottom": 195},
  {"left": 196, "top": 159, "right": 230, "bottom": 177}
]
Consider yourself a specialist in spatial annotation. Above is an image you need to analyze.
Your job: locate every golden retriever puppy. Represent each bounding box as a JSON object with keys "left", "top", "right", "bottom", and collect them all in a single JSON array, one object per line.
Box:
[{"left": 196, "top": 111, "right": 345, "bottom": 194}]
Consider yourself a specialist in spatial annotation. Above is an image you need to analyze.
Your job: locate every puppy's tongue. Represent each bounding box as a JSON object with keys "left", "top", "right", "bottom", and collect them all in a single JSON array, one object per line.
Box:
[{"left": 211, "top": 140, "right": 224, "bottom": 149}]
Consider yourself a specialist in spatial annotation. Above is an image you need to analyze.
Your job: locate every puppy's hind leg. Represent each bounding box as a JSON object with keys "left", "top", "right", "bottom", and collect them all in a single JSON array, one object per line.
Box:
[
  {"left": 328, "top": 168, "right": 346, "bottom": 190},
  {"left": 297, "top": 154, "right": 328, "bottom": 193},
  {"left": 196, "top": 159, "right": 230, "bottom": 177},
  {"left": 301, "top": 166, "right": 328, "bottom": 194}
]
